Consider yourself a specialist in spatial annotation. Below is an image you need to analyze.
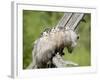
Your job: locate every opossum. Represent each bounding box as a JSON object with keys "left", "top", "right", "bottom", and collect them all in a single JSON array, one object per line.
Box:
[{"left": 32, "top": 27, "right": 79, "bottom": 68}]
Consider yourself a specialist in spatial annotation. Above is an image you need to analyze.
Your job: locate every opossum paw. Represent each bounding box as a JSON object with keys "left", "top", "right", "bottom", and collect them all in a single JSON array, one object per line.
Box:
[{"left": 60, "top": 52, "right": 65, "bottom": 56}]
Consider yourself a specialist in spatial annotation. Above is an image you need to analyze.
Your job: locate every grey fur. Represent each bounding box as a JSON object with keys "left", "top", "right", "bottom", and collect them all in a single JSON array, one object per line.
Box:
[{"left": 32, "top": 27, "right": 79, "bottom": 68}]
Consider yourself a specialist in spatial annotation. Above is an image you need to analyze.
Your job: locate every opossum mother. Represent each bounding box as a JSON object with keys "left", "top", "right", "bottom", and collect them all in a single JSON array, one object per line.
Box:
[{"left": 32, "top": 27, "right": 79, "bottom": 68}]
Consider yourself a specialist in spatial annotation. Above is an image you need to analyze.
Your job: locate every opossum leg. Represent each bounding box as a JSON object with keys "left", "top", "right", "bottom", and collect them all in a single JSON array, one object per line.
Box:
[
  {"left": 47, "top": 60, "right": 56, "bottom": 68},
  {"left": 47, "top": 52, "right": 57, "bottom": 68},
  {"left": 59, "top": 48, "right": 65, "bottom": 56}
]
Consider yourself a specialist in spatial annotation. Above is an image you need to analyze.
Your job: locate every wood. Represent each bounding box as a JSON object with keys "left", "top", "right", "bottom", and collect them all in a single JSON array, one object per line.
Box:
[
  {"left": 56, "top": 13, "right": 72, "bottom": 28},
  {"left": 65, "top": 13, "right": 84, "bottom": 30},
  {"left": 52, "top": 53, "right": 78, "bottom": 68},
  {"left": 57, "top": 13, "right": 84, "bottom": 30}
]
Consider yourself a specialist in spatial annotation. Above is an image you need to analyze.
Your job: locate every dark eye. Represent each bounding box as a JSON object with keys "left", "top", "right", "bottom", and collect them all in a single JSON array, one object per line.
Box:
[{"left": 77, "top": 36, "right": 79, "bottom": 39}]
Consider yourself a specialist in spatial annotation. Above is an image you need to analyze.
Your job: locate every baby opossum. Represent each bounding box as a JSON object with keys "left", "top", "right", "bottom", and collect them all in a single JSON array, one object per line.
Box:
[{"left": 32, "top": 27, "right": 79, "bottom": 68}]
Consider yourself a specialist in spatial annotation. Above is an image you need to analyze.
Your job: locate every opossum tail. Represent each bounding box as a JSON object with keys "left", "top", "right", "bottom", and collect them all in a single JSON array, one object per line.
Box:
[
  {"left": 27, "top": 62, "right": 35, "bottom": 69},
  {"left": 27, "top": 40, "right": 38, "bottom": 69},
  {"left": 27, "top": 62, "right": 37, "bottom": 69}
]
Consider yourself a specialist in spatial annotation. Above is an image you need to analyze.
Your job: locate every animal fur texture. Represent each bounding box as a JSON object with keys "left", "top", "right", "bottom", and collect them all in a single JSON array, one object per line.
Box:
[{"left": 32, "top": 27, "right": 79, "bottom": 68}]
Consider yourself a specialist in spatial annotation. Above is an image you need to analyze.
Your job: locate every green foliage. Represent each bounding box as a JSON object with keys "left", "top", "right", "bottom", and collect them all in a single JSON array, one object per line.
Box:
[{"left": 23, "top": 10, "right": 91, "bottom": 69}]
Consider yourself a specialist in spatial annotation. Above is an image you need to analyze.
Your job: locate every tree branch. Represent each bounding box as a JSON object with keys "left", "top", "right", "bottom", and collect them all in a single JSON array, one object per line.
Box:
[{"left": 52, "top": 53, "right": 78, "bottom": 68}]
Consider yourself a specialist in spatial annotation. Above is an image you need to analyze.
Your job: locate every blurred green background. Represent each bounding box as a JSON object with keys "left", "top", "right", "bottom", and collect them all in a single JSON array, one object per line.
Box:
[{"left": 23, "top": 10, "right": 91, "bottom": 69}]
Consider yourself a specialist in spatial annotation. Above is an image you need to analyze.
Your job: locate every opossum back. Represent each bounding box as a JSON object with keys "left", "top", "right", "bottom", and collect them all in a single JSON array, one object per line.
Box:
[{"left": 34, "top": 37, "right": 56, "bottom": 58}]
